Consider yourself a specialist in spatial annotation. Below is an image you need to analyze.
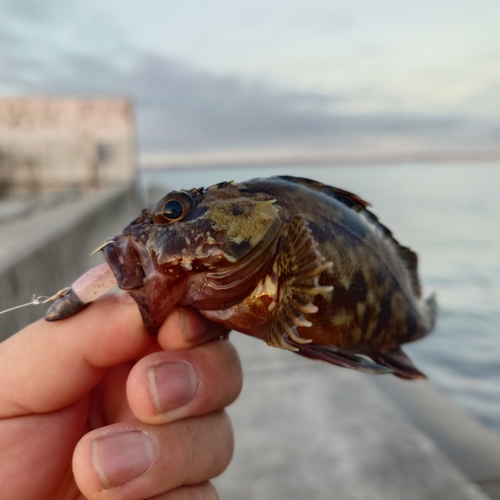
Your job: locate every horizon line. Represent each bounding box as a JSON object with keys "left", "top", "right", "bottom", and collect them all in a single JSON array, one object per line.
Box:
[{"left": 139, "top": 148, "right": 500, "bottom": 170}]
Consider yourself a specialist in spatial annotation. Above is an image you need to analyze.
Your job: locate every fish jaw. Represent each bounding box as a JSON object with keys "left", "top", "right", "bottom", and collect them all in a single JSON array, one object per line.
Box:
[
  {"left": 126, "top": 273, "right": 190, "bottom": 334},
  {"left": 101, "top": 235, "right": 191, "bottom": 333}
]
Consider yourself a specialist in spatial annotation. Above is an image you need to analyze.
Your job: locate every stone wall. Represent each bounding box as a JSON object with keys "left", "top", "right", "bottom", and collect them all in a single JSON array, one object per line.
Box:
[{"left": 0, "top": 98, "right": 135, "bottom": 193}]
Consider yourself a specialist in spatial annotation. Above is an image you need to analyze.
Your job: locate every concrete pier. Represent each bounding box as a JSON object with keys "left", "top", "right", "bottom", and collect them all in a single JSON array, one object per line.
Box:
[
  {"left": 0, "top": 185, "right": 140, "bottom": 339},
  {"left": 1, "top": 184, "right": 499, "bottom": 499},
  {"left": 213, "top": 333, "right": 497, "bottom": 500}
]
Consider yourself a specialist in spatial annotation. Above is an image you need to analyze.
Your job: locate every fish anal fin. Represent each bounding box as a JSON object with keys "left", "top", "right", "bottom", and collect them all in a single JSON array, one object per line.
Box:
[
  {"left": 371, "top": 348, "right": 427, "bottom": 380},
  {"left": 290, "top": 342, "right": 393, "bottom": 375},
  {"left": 265, "top": 215, "right": 333, "bottom": 350}
]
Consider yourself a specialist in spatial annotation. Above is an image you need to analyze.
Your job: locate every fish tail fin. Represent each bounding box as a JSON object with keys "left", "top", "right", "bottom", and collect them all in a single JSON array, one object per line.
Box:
[
  {"left": 423, "top": 291, "right": 438, "bottom": 333},
  {"left": 409, "top": 291, "right": 438, "bottom": 343}
]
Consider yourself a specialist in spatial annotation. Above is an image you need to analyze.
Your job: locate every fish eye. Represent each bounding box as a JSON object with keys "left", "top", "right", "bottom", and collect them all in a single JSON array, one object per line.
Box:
[
  {"left": 163, "top": 200, "right": 183, "bottom": 219},
  {"left": 154, "top": 191, "right": 193, "bottom": 224}
]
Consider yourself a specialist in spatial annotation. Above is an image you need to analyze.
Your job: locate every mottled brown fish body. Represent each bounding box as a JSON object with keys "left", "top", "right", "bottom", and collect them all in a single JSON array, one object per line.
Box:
[
  {"left": 197, "top": 177, "right": 436, "bottom": 378},
  {"left": 255, "top": 178, "right": 428, "bottom": 351},
  {"left": 53, "top": 176, "right": 436, "bottom": 379}
]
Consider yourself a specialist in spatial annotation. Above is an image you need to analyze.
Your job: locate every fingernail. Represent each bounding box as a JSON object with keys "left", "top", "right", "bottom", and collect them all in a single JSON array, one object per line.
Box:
[
  {"left": 149, "top": 361, "right": 199, "bottom": 413},
  {"left": 91, "top": 431, "right": 156, "bottom": 488}
]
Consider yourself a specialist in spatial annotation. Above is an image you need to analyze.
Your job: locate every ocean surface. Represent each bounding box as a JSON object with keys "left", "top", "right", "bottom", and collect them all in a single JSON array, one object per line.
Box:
[{"left": 139, "top": 163, "right": 500, "bottom": 433}]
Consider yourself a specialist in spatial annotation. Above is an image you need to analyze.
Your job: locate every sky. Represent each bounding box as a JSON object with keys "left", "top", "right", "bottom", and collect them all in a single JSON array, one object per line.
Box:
[{"left": 0, "top": 0, "right": 499, "bottom": 158}]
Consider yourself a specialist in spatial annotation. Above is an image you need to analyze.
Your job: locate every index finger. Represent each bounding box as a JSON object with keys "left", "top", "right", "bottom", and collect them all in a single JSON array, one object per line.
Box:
[
  {"left": 0, "top": 293, "right": 152, "bottom": 418},
  {"left": 156, "top": 307, "right": 230, "bottom": 351}
]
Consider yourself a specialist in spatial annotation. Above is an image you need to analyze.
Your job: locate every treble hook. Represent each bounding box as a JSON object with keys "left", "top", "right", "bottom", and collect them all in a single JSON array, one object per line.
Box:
[{"left": 0, "top": 287, "right": 71, "bottom": 316}]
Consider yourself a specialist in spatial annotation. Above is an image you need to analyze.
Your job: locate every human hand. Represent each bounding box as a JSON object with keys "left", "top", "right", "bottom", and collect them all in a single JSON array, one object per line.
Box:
[{"left": 0, "top": 292, "right": 242, "bottom": 499}]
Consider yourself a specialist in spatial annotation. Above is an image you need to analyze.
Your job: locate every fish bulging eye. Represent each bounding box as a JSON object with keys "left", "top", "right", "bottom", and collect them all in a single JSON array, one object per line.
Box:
[
  {"left": 154, "top": 191, "right": 194, "bottom": 224},
  {"left": 163, "top": 200, "right": 183, "bottom": 219}
]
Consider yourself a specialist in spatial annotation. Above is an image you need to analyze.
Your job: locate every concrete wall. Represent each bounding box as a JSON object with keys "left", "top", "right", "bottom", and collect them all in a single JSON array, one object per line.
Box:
[{"left": 0, "top": 184, "right": 141, "bottom": 340}]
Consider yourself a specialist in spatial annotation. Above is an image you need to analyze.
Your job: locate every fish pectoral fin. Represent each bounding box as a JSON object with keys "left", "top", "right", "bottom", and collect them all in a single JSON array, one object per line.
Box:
[
  {"left": 291, "top": 342, "right": 393, "bottom": 375},
  {"left": 371, "top": 348, "right": 427, "bottom": 380},
  {"left": 264, "top": 215, "right": 333, "bottom": 351}
]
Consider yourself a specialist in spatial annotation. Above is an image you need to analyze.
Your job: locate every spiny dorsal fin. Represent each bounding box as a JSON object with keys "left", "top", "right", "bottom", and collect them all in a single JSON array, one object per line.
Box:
[
  {"left": 276, "top": 175, "right": 371, "bottom": 212},
  {"left": 265, "top": 215, "right": 333, "bottom": 351},
  {"left": 275, "top": 175, "right": 422, "bottom": 298}
]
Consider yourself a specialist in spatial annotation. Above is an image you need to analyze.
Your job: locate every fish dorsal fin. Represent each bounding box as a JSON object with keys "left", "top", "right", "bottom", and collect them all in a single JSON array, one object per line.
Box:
[
  {"left": 265, "top": 215, "right": 333, "bottom": 351},
  {"left": 276, "top": 176, "right": 371, "bottom": 212},
  {"left": 275, "top": 175, "right": 422, "bottom": 298}
]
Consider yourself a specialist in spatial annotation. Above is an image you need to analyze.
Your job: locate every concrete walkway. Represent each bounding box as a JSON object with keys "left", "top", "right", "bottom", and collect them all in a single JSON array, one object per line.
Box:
[
  {"left": 214, "top": 333, "right": 493, "bottom": 500},
  {"left": 374, "top": 376, "right": 500, "bottom": 499},
  {"left": 0, "top": 185, "right": 139, "bottom": 339}
]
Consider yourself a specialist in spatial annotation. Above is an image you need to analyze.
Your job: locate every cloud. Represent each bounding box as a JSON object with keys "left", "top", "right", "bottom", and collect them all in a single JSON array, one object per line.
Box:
[
  {"left": 0, "top": 40, "right": 497, "bottom": 154},
  {"left": 0, "top": 0, "right": 66, "bottom": 25},
  {"left": 0, "top": 28, "right": 32, "bottom": 88}
]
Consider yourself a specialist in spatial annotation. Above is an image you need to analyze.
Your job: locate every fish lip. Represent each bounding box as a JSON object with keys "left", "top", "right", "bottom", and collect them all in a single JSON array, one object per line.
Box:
[
  {"left": 102, "top": 235, "right": 189, "bottom": 334},
  {"left": 102, "top": 236, "right": 155, "bottom": 290}
]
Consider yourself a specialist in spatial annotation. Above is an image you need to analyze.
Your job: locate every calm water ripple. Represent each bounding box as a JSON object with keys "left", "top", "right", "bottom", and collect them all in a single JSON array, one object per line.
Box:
[{"left": 140, "top": 163, "right": 500, "bottom": 432}]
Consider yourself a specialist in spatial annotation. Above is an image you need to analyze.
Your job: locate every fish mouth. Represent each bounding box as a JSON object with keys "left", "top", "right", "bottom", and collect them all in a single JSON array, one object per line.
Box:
[
  {"left": 101, "top": 236, "right": 155, "bottom": 290},
  {"left": 102, "top": 235, "right": 189, "bottom": 334}
]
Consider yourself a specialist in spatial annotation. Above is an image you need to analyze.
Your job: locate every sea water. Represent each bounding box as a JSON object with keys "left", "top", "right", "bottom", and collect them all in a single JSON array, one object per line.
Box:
[{"left": 139, "top": 163, "right": 500, "bottom": 432}]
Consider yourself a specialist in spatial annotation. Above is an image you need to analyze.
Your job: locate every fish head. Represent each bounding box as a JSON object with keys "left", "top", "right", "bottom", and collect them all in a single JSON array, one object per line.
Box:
[{"left": 103, "top": 181, "right": 283, "bottom": 332}]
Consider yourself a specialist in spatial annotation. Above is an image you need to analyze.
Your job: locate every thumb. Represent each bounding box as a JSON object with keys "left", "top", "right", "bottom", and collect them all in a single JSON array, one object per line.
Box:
[{"left": 0, "top": 293, "right": 153, "bottom": 418}]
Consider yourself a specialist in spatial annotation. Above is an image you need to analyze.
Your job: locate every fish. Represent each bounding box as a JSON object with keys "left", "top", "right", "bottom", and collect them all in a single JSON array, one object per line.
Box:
[{"left": 46, "top": 176, "right": 437, "bottom": 379}]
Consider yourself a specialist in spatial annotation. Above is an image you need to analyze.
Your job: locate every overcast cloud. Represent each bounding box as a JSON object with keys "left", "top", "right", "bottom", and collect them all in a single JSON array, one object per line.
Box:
[{"left": 0, "top": 1, "right": 499, "bottom": 156}]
